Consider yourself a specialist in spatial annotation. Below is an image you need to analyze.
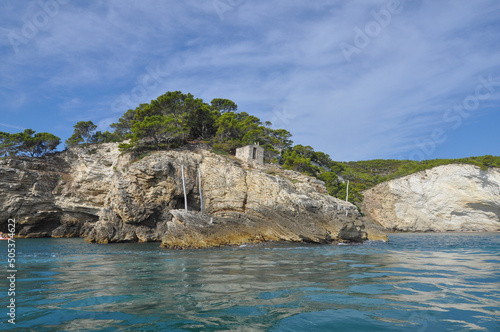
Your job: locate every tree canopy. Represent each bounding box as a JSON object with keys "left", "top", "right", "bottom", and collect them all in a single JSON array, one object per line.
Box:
[
  {"left": 48, "top": 90, "right": 500, "bottom": 207},
  {"left": 211, "top": 98, "right": 238, "bottom": 113},
  {"left": 3, "top": 90, "right": 497, "bottom": 210},
  {"left": 105, "top": 91, "right": 294, "bottom": 156},
  {"left": 65, "top": 121, "right": 98, "bottom": 147},
  {"left": 0, "top": 129, "right": 60, "bottom": 157}
]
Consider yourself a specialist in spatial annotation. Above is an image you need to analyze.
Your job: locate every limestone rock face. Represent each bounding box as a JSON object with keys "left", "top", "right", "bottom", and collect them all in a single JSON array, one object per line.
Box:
[
  {"left": 0, "top": 145, "right": 124, "bottom": 237},
  {"left": 362, "top": 164, "right": 500, "bottom": 232},
  {"left": 0, "top": 144, "right": 386, "bottom": 247}
]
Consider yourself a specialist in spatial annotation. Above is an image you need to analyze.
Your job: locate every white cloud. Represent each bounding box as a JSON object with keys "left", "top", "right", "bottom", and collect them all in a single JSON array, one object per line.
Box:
[{"left": 0, "top": 0, "right": 499, "bottom": 160}]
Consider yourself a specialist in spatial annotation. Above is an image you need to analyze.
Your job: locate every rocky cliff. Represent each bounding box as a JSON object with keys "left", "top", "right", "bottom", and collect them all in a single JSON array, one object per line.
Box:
[
  {"left": 362, "top": 164, "right": 500, "bottom": 232},
  {"left": 0, "top": 143, "right": 386, "bottom": 247}
]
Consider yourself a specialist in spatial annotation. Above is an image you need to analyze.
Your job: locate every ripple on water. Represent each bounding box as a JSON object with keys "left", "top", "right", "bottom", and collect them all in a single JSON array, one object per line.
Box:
[{"left": 1, "top": 234, "right": 499, "bottom": 331}]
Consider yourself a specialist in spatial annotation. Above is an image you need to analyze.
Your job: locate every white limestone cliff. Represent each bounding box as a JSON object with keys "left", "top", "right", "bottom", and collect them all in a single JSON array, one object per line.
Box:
[{"left": 362, "top": 164, "right": 500, "bottom": 232}]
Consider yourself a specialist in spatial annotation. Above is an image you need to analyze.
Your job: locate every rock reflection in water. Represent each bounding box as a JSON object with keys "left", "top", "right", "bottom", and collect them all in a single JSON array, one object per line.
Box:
[{"left": 9, "top": 234, "right": 500, "bottom": 331}]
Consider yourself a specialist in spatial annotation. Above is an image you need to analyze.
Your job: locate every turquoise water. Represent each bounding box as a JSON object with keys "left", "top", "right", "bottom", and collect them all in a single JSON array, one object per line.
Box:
[{"left": 1, "top": 233, "right": 499, "bottom": 331}]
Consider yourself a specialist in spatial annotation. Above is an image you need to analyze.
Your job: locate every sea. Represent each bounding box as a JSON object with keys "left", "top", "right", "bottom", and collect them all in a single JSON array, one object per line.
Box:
[{"left": 1, "top": 233, "right": 499, "bottom": 331}]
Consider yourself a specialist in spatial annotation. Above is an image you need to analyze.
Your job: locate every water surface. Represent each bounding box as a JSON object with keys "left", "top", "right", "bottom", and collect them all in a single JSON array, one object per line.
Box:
[{"left": 1, "top": 233, "right": 499, "bottom": 331}]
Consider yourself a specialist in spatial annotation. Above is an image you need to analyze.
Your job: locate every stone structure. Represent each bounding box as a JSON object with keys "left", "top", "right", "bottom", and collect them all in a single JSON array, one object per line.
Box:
[{"left": 236, "top": 144, "right": 264, "bottom": 166}]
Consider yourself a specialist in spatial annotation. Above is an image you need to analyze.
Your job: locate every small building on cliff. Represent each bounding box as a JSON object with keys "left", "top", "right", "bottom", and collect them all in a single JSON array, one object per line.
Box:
[{"left": 236, "top": 143, "right": 264, "bottom": 166}]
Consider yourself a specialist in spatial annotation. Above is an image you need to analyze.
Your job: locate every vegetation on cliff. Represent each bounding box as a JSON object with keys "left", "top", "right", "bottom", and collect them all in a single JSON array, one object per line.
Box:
[
  {"left": 3, "top": 90, "right": 499, "bottom": 208},
  {"left": 0, "top": 129, "right": 60, "bottom": 157},
  {"left": 330, "top": 156, "right": 500, "bottom": 205},
  {"left": 64, "top": 91, "right": 294, "bottom": 165}
]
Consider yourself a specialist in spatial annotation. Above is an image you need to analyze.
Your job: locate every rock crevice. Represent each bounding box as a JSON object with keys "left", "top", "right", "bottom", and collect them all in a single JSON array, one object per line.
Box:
[{"left": 1, "top": 143, "right": 387, "bottom": 247}]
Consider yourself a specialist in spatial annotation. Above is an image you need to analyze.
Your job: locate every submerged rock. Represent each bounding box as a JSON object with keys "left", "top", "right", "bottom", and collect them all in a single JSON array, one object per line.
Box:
[
  {"left": 0, "top": 143, "right": 386, "bottom": 247},
  {"left": 362, "top": 164, "right": 500, "bottom": 232}
]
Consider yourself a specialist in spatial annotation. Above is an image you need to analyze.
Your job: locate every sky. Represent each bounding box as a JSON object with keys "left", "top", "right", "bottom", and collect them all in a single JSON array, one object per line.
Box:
[{"left": 1, "top": 0, "right": 499, "bottom": 161}]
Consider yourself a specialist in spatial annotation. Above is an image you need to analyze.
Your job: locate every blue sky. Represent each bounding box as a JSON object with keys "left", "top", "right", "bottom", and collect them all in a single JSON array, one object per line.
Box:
[{"left": 1, "top": 0, "right": 499, "bottom": 161}]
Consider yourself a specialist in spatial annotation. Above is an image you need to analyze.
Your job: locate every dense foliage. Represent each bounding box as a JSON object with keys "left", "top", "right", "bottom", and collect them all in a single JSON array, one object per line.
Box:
[
  {"left": 0, "top": 129, "right": 60, "bottom": 157},
  {"left": 63, "top": 90, "right": 499, "bottom": 206},
  {"left": 7, "top": 90, "right": 497, "bottom": 208},
  {"left": 96, "top": 91, "right": 295, "bottom": 160},
  {"left": 65, "top": 121, "right": 120, "bottom": 147}
]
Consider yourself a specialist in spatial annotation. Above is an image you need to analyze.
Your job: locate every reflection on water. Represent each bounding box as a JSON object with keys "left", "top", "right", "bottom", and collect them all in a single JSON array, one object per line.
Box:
[{"left": 1, "top": 233, "right": 499, "bottom": 331}]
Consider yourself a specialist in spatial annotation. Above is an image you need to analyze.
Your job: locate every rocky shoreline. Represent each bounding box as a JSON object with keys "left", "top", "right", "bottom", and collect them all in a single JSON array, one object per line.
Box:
[
  {"left": 0, "top": 143, "right": 387, "bottom": 248},
  {"left": 3, "top": 143, "right": 498, "bottom": 247}
]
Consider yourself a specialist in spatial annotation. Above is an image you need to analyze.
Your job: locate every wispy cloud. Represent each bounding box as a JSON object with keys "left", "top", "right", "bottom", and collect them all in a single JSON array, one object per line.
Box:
[
  {"left": 0, "top": 0, "right": 499, "bottom": 160},
  {"left": 0, "top": 122, "right": 25, "bottom": 130}
]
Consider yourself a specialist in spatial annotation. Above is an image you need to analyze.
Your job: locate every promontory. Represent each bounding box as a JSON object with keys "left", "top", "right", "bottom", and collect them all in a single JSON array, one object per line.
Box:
[{"left": 0, "top": 143, "right": 387, "bottom": 247}]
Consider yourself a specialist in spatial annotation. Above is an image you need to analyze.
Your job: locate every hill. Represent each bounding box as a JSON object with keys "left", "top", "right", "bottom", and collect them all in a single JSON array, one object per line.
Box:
[
  {"left": 330, "top": 156, "right": 500, "bottom": 207},
  {"left": 3, "top": 90, "right": 498, "bottom": 210}
]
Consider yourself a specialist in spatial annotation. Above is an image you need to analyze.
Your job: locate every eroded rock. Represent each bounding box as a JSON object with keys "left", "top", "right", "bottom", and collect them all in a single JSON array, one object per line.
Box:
[
  {"left": 1, "top": 143, "right": 387, "bottom": 247},
  {"left": 362, "top": 164, "right": 500, "bottom": 232}
]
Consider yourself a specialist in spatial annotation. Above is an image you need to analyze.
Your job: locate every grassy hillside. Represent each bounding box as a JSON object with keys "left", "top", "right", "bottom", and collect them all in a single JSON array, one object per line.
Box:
[{"left": 328, "top": 156, "right": 500, "bottom": 206}]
